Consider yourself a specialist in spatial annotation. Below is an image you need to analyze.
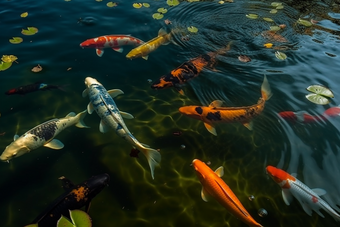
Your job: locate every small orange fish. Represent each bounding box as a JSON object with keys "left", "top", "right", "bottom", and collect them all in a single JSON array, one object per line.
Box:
[{"left": 192, "top": 159, "right": 263, "bottom": 227}]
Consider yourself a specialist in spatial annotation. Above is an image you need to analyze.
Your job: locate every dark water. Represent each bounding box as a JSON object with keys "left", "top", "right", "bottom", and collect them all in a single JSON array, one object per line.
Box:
[{"left": 1, "top": 0, "right": 340, "bottom": 226}]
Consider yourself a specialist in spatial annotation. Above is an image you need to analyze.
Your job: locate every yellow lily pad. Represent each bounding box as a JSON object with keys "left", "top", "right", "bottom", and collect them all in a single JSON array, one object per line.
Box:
[
  {"left": 275, "top": 51, "right": 287, "bottom": 60},
  {"left": 167, "top": 0, "right": 180, "bottom": 6},
  {"left": 0, "top": 61, "right": 12, "bottom": 71},
  {"left": 276, "top": 5, "right": 284, "bottom": 9},
  {"left": 133, "top": 3, "right": 142, "bottom": 8},
  {"left": 306, "top": 93, "right": 330, "bottom": 105},
  {"left": 1, "top": 55, "right": 18, "bottom": 63},
  {"left": 143, "top": 3, "right": 150, "bottom": 7},
  {"left": 187, "top": 26, "right": 198, "bottom": 33},
  {"left": 21, "top": 27, "right": 38, "bottom": 35},
  {"left": 246, "top": 14, "right": 258, "bottom": 19},
  {"left": 297, "top": 18, "right": 312, "bottom": 27},
  {"left": 157, "top": 8, "right": 168, "bottom": 13},
  {"left": 9, "top": 37, "right": 23, "bottom": 44},
  {"left": 107, "top": 2, "right": 118, "bottom": 7},
  {"left": 270, "top": 25, "right": 280, "bottom": 31},
  {"left": 264, "top": 43, "right": 273, "bottom": 48},
  {"left": 152, "top": 13, "right": 164, "bottom": 19},
  {"left": 306, "top": 85, "right": 334, "bottom": 98},
  {"left": 218, "top": 1, "right": 225, "bottom": 3},
  {"left": 21, "top": 12, "right": 28, "bottom": 18},
  {"left": 263, "top": 17, "right": 274, "bottom": 22},
  {"left": 270, "top": 9, "right": 278, "bottom": 14},
  {"left": 271, "top": 2, "right": 282, "bottom": 6}
]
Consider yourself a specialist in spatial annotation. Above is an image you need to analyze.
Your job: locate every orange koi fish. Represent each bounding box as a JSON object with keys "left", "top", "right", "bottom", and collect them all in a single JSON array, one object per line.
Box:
[
  {"left": 179, "top": 75, "right": 271, "bottom": 135},
  {"left": 267, "top": 166, "right": 340, "bottom": 222},
  {"left": 192, "top": 159, "right": 263, "bottom": 227},
  {"left": 151, "top": 42, "right": 232, "bottom": 95}
]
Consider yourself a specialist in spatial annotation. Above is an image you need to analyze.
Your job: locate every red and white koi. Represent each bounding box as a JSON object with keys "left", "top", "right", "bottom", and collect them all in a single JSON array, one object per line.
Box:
[
  {"left": 266, "top": 166, "right": 340, "bottom": 222},
  {"left": 80, "top": 35, "right": 144, "bottom": 57}
]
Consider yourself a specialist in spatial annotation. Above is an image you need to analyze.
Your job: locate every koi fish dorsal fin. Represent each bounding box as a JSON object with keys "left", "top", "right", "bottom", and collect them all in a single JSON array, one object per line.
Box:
[
  {"left": 204, "top": 122, "right": 217, "bottom": 136},
  {"left": 65, "top": 112, "right": 76, "bottom": 118},
  {"left": 214, "top": 166, "right": 224, "bottom": 177},
  {"left": 13, "top": 135, "right": 19, "bottom": 141},
  {"left": 282, "top": 189, "right": 293, "bottom": 205},
  {"left": 312, "top": 188, "right": 327, "bottom": 196},
  {"left": 96, "top": 48, "right": 104, "bottom": 57},
  {"left": 44, "top": 139, "right": 64, "bottom": 150},
  {"left": 158, "top": 28, "right": 167, "bottom": 37},
  {"left": 209, "top": 100, "right": 223, "bottom": 108},
  {"left": 107, "top": 89, "right": 124, "bottom": 98}
]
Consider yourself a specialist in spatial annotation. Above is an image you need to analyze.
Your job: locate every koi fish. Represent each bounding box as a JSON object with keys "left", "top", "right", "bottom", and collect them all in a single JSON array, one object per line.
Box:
[
  {"left": 82, "top": 77, "right": 161, "bottom": 179},
  {"left": 192, "top": 159, "right": 263, "bottom": 227},
  {"left": 27, "top": 173, "right": 110, "bottom": 227},
  {"left": 126, "top": 28, "right": 172, "bottom": 60},
  {"left": 80, "top": 34, "right": 144, "bottom": 57},
  {"left": 179, "top": 75, "right": 272, "bottom": 136},
  {"left": 266, "top": 166, "right": 340, "bottom": 222},
  {"left": 0, "top": 110, "right": 89, "bottom": 162},
  {"left": 5, "top": 82, "right": 65, "bottom": 95},
  {"left": 278, "top": 106, "right": 340, "bottom": 123},
  {"left": 151, "top": 42, "right": 232, "bottom": 95}
]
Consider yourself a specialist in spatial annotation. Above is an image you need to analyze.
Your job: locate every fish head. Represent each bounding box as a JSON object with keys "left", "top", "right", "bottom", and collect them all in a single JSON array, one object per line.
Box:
[
  {"left": 0, "top": 140, "right": 30, "bottom": 162},
  {"left": 126, "top": 48, "right": 142, "bottom": 59},
  {"left": 179, "top": 106, "right": 206, "bottom": 121},
  {"left": 84, "top": 77, "right": 101, "bottom": 88},
  {"left": 192, "top": 159, "right": 210, "bottom": 182},
  {"left": 85, "top": 173, "right": 110, "bottom": 198},
  {"left": 266, "top": 166, "right": 294, "bottom": 188},
  {"left": 80, "top": 39, "right": 96, "bottom": 48},
  {"left": 150, "top": 75, "right": 175, "bottom": 90}
]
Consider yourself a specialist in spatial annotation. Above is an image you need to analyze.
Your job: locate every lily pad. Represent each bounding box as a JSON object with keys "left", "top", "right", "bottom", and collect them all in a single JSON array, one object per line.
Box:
[
  {"left": 21, "top": 27, "right": 38, "bottom": 35},
  {"left": 24, "top": 225, "right": 38, "bottom": 227},
  {"left": 187, "top": 26, "right": 198, "bottom": 33},
  {"left": 306, "top": 93, "right": 330, "bottom": 105},
  {"left": 263, "top": 17, "right": 274, "bottom": 22},
  {"left": 0, "top": 61, "right": 12, "bottom": 71},
  {"left": 143, "top": 3, "right": 150, "bottom": 7},
  {"left": 57, "top": 210, "right": 92, "bottom": 227},
  {"left": 263, "top": 43, "right": 273, "bottom": 48},
  {"left": 107, "top": 2, "right": 117, "bottom": 7},
  {"left": 133, "top": 3, "right": 142, "bottom": 8},
  {"left": 271, "top": 2, "right": 282, "bottom": 7},
  {"left": 1, "top": 55, "right": 18, "bottom": 63},
  {"left": 21, "top": 12, "right": 28, "bottom": 18},
  {"left": 218, "top": 1, "right": 225, "bottom": 3},
  {"left": 270, "top": 9, "right": 278, "bottom": 14},
  {"left": 270, "top": 25, "right": 280, "bottom": 31},
  {"left": 167, "top": 0, "right": 180, "bottom": 6},
  {"left": 276, "top": 5, "right": 284, "bottom": 9},
  {"left": 152, "top": 13, "right": 164, "bottom": 19},
  {"left": 297, "top": 18, "right": 312, "bottom": 27},
  {"left": 306, "top": 85, "right": 334, "bottom": 98},
  {"left": 275, "top": 51, "right": 287, "bottom": 60},
  {"left": 187, "top": 0, "right": 200, "bottom": 2},
  {"left": 157, "top": 8, "right": 168, "bottom": 13},
  {"left": 246, "top": 14, "right": 258, "bottom": 19},
  {"left": 9, "top": 37, "right": 23, "bottom": 44}
]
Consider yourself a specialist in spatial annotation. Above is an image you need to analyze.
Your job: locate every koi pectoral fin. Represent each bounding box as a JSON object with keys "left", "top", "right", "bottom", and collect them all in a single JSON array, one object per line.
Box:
[
  {"left": 112, "top": 47, "right": 123, "bottom": 53},
  {"left": 201, "top": 187, "right": 212, "bottom": 202},
  {"left": 204, "top": 123, "right": 217, "bottom": 136},
  {"left": 96, "top": 49, "right": 104, "bottom": 57},
  {"left": 243, "top": 121, "right": 253, "bottom": 130},
  {"left": 44, "top": 139, "right": 64, "bottom": 150},
  {"left": 282, "top": 189, "right": 293, "bottom": 205},
  {"left": 142, "top": 55, "right": 149, "bottom": 60}
]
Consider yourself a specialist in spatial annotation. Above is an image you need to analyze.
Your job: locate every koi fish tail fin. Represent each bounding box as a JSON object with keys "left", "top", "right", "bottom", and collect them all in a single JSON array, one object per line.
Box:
[
  {"left": 137, "top": 143, "right": 161, "bottom": 179},
  {"left": 261, "top": 75, "right": 272, "bottom": 101},
  {"left": 75, "top": 110, "right": 90, "bottom": 128}
]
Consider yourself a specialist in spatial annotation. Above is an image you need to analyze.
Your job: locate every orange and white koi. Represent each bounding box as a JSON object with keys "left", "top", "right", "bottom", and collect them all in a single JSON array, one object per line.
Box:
[
  {"left": 126, "top": 28, "right": 172, "bottom": 60},
  {"left": 80, "top": 35, "right": 144, "bottom": 57},
  {"left": 266, "top": 166, "right": 340, "bottom": 222},
  {"left": 179, "top": 75, "right": 271, "bottom": 136},
  {"left": 192, "top": 159, "right": 263, "bottom": 227}
]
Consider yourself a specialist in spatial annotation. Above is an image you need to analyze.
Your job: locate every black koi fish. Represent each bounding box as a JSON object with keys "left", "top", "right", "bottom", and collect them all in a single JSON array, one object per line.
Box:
[
  {"left": 5, "top": 82, "right": 65, "bottom": 95},
  {"left": 27, "top": 173, "right": 110, "bottom": 227}
]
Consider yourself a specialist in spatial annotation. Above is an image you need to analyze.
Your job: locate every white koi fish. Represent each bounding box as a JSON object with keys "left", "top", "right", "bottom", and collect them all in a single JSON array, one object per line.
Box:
[
  {"left": 0, "top": 110, "right": 89, "bottom": 162},
  {"left": 266, "top": 166, "right": 340, "bottom": 222},
  {"left": 82, "top": 77, "right": 161, "bottom": 179}
]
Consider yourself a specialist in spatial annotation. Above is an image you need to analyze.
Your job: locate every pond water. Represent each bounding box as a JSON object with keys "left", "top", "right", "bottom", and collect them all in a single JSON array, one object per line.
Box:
[{"left": 1, "top": 0, "right": 340, "bottom": 227}]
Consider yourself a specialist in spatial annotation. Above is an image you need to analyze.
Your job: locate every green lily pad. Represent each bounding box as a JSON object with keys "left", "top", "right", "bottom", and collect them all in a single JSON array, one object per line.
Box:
[
  {"left": 9, "top": 37, "right": 23, "bottom": 44},
  {"left": 276, "top": 5, "right": 284, "bottom": 9},
  {"left": 187, "top": 26, "right": 198, "bottom": 33},
  {"left": 143, "top": 3, "right": 150, "bottom": 7},
  {"left": 167, "top": 0, "right": 180, "bottom": 6},
  {"left": 57, "top": 210, "right": 92, "bottom": 227},
  {"left": 187, "top": 0, "right": 200, "bottom": 2},
  {"left": 270, "top": 25, "right": 280, "bottom": 31},
  {"left": 271, "top": 2, "right": 282, "bottom": 7},
  {"left": 152, "top": 13, "right": 164, "bottom": 19},
  {"left": 275, "top": 51, "right": 287, "bottom": 60},
  {"left": 107, "top": 2, "right": 118, "bottom": 7},
  {"left": 21, "top": 12, "right": 28, "bottom": 18},
  {"left": 270, "top": 9, "right": 278, "bottom": 14},
  {"left": 263, "top": 17, "right": 274, "bottom": 22},
  {"left": 297, "top": 18, "right": 312, "bottom": 27},
  {"left": 133, "top": 3, "right": 142, "bottom": 8},
  {"left": 1, "top": 55, "right": 18, "bottom": 63},
  {"left": 157, "top": 8, "right": 168, "bottom": 13},
  {"left": 21, "top": 27, "right": 38, "bottom": 35},
  {"left": 24, "top": 224, "right": 38, "bottom": 227},
  {"left": 0, "top": 61, "right": 12, "bottom": 71},
  {"left": 57, "top": 216, "right": 74, "bottom": 227},
  {"left": 306, "top": 93, "right": 330, "bottom": 105},
  {"left": 306, "top": 85, "right": 334, "bottom": 98},
  {"left": 246, "top": 14, "right": 258, "bottom": 19}
]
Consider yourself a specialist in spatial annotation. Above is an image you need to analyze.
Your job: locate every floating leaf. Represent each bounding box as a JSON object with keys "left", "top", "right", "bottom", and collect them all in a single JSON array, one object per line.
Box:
[
  {"left": 21, "top": 12, "right": 28, "bottom": 18},
  {"left": 187, "top": 26, "right": 198, "bottom": 33},
  {"left": 306, "top": 94, "right": 330, "bottom": 105},
  {"left": 306, "top": 85, "right": 334, "bottom": 98},
  {"left": 167, "top": 0, "right": 180, "bottom": 6},
  {"left": 297, "top": 18, "right": 312, "bottom": 27},
  {"left": 270, "top": 25, "right": 280, "bottom": 31},
  {"left": 70, "top": 210, "right": 92, "bottom": 227},
  {"left": 9, "top": 37, "right": 23, "bottom": 44},
  {"left": 187, "top": 0, "right": 200, "bottom": 2},
  {"left": 276, "top": 5, "right": 284, "bottom": 9},
  {"left": 218, "top": 0, "right": 225, "bottom": 3},
  {"left": 133, "top": 3, "right": 142, "bottom": 8},
  {"left": 270, "top": 9, "right": 278, "bottom": 14},
  {"left": 106, "top": 2, "right": 117, "bottom": 7},
  {"left": 263, "top": 17, "right": 274, "bottom": 22},
  {"left": 246, "top": 14, "right": 258, "bottom": 19},
  {"left": 271, "top": 2, "right": 282, "bottom": 7},
  {"left": 264, "top": 43, "right": 273, "bottom": 48},
  {"left": 157, "top": 8, "right": 168, "bottom": 13},
  {"left": 238, "top": 55, "right": 251, "bottom": 62},
  {"left": 31, "top": 64, "right": 42, "bottom": 72},
  {"left": 21, "top": 27, "right": 38, "bottom": 35},
  {"left": 152, "top": 13, "right": 164, "bottom": 19},
  {"left": 57, "top": 216, "right": 74, "bottom": 227},
  {"left": 0, "top": 61, "right": 12, "bottom": 71},
  {"left": 24, "top": 225, "right": 38, "bottom": 227},
  {"left": 1, "top": 55, "right": 18, "bottom": 63},
  {"left": 275, "top": 51, "right": 287, "bottom": 60},
  {"left": 143, "top": 3, "right": 150, "bottom": 7}
]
